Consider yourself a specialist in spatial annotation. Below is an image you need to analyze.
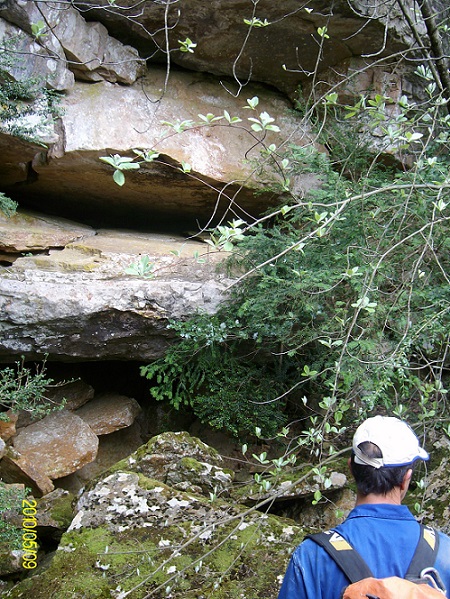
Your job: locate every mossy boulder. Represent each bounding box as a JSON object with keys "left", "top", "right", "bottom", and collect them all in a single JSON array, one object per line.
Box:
[
  {"left": 36, "top": 488, "right": 75, "bottom": 534},
  {"left": 108, "top": 431, "right": 234, "bottom": 497},
  {"left": 5, "top": 470, "right": 304, "bottom": 598},
  {"left": 6, "top": 430, "right": 450, "bottom": 598}
]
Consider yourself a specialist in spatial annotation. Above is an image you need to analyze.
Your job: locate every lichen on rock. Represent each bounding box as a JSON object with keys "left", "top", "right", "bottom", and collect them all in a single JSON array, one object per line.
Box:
[{"left": 5, "top": 467, "right": 304, "bottom": 598}]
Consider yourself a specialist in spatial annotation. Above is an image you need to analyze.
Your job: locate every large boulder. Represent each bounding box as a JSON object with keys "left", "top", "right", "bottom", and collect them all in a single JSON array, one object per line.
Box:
[
  {"left": 4, "top": 433, "right": 305, "bottom": 599},
  {"left": 11, "top": 411, "right": 99, "bottom": 480},
  {"left": 0, "top": 451, "right": 55, "bottom": 496},
  {"left": 112, "top": 431, "right": 235, "bottom": 497},
  {"left": 74, "top": 393, "right": 141, "bottom": 436},
  {"left": 65, "top": 420, "right": 145, "bottom": 493},
  {"left": 42, "top": 379, "right": 95, "bottom": 412}
]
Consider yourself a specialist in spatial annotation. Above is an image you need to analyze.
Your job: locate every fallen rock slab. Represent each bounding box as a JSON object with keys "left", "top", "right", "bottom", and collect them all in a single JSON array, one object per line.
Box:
[
  {"left": 44, "top": 379, "right": 95, "bottom": 412},
  {"left": 0, "top": 452, "right": 54, "bottom": 497},
  {"left": 5, "top": 468, "right": 304, "bottom": 598},
  {"left": 74, "top": 392, "right": 141, "bottom": 435},
  {"left": 0, "top": 411, "right": 18, "bottom": 441},
  {"left": 110, "top": 431, "right": 234, "bottom": 498},
  {"left": 12, "top": 411, "right": 99, "bottom": 480},
  {"left": 69, "top": 420, "right": 145, "bottom": 488}
]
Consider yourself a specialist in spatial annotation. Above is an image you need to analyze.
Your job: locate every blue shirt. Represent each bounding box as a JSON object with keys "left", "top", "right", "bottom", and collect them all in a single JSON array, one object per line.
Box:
[{"left": 278, "top": 503, "right": 450, "bottom": 599}]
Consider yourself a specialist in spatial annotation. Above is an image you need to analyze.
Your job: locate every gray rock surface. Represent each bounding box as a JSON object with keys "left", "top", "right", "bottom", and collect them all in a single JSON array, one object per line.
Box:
[
  {"left": 0, "top": 210, "right": 95, "bottom": 254},
  {"left": 0, "top": 216, "right": 232, "bottom": 361},
  {"left": 119, "top": 431, "right": 234, "bottom": 497},
  {"left": 72, "top": 0, "right": 419, "bottom": 97},
  {"left": 1, "top": 69, "right": 316, "bottom": 229},
  {"left": 0, "top": 0, "right": 143, "bottom": 87},
  {"left": 43, "top": 379, "right": 95, "bottom": 412}
]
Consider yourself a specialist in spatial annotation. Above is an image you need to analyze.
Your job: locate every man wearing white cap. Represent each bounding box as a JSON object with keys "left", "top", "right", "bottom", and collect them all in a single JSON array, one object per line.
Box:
[{"left": 277, "top": 415, "right": 450, "bottom": 599}]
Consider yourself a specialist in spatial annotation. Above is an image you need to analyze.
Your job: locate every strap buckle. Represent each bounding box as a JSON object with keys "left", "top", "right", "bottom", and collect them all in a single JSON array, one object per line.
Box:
[{"left": 420, "top": 567, "right": 447, "bottom": 595}]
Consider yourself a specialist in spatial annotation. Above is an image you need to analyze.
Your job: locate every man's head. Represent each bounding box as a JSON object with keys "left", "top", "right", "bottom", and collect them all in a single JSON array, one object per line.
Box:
[{"left": 350, "top": 416, "right": 429, "bottom": 497}]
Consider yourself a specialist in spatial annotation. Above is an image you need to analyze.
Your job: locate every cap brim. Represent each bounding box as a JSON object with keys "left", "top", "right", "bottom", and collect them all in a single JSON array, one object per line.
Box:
[{"left": 417, "top": 447, "right": 429, "bottom": 461}]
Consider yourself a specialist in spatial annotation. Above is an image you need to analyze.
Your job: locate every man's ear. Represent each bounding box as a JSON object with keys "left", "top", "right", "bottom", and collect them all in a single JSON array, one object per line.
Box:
[{"left": 400, "top": 468, "right": 413, "bottom": 491}]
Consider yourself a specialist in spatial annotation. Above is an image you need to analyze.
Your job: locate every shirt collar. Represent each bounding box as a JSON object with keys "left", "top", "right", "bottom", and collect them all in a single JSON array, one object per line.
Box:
[{"left": 346, "top": 503, "right": 416, "bottom": 521}]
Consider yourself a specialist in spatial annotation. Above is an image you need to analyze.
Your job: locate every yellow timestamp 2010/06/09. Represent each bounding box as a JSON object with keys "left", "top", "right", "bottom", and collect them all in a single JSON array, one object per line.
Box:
[{"left": 22, "top": 499, "right": 38, "bottom": 569}]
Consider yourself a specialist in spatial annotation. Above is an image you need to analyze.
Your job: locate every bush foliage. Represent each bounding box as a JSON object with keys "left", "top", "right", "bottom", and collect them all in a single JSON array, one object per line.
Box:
[{"left": 142, "top": 130, "right": 449, "bottom": 439}]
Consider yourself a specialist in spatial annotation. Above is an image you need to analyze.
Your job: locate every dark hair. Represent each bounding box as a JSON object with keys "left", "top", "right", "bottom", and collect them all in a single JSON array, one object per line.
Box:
[{"left": 350, "top": 441, "right": 412, "bottom": 496}]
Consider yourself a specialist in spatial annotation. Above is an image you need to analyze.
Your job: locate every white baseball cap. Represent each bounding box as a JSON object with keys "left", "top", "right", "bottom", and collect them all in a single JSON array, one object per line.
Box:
[{"left": 353, "top": 415, "right": 429, "bottom": 469}]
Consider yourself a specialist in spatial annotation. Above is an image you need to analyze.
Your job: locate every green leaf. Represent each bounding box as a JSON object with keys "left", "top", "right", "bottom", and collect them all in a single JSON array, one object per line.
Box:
[
  {"left": 178, "top": 38, "right": 197, "bottom": 53},
  {"left": 133, "top": 149, "right": 159, "bottom": 162},
  {"left": 280, "top": 205, "right": 293, "bottom": 215},
  {"left": 113, "top": 169, "right": 125, "bottom": 186},
  {"left": 99, "top": 156, "right": 117, "bottom": 167},
  {"left": 243, "top": 17, "right": 270, "bottom": 28},
  {"left": 198, "top": 113, "right": 223, "bottom": 123},
  {"left": 120, "top": 162, "right": 140, "bottom": 171},
  {"left": 325, "top": 92, "right": 338, "bottom": 105},
  {"left": 31, "top": 20, "right": 47, "bottom": 38},
  {"left": 245, "top": 97, "right": 259, "bottom": 110},
  {"left": 317, "top": 26, "right": 329, "bottom": 39}
]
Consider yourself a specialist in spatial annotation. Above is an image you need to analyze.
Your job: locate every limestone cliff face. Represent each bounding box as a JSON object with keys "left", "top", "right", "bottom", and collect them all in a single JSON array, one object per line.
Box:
[
  {"left": 0, "top": 212, "right": 232, "bottom": 361},
  {"left": 71, "top": 0, "right": 419, "bottom": 97},
  {"left": 0, "top": 0, "right": 425, "bottom": 362},
  {"left": 2, "top": 71, "right": 316, "bottom": 230}
]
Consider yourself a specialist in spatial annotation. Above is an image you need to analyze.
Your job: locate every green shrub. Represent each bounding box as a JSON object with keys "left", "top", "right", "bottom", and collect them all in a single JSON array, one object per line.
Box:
[
  {"left": 141, "top": 137, "right": 449, "bottom": 441},
  {"left": 0, "top": 359, "right": 65, "bottom": 421},
  {"left": 0, "top": 484, "right": 27, "bottom": 551},
  {"left": 0, "top": 192, "right": 17, "bottom": 217}
]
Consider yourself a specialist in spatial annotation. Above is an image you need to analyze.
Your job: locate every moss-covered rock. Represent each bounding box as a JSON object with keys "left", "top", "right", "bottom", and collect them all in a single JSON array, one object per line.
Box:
[
  {"left": 5, "top": 470, "right": 304, "bottom": 598},
  {"left": 6, "top": 429, "right": 449, "bottom": 598},
  {"left": 229, "top": 459, "right": 348, "bottom": 506},
  {"left": 107, "top": 431, "right": 234, "bottom": 498},
  {"left": 37, "top": 488, "right": 75, "bottom": 531}
]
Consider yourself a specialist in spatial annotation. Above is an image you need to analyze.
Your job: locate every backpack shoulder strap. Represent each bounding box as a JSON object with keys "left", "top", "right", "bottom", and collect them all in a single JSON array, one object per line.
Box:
[
  {"left": 406, "top": 524, "right": 439, "bottom": 579},
  {"left": 306, "top": 530, "right": 373, "bottom": 583},
  {"left": 307, "top": 524, "right": 440, "bottom": 586}
]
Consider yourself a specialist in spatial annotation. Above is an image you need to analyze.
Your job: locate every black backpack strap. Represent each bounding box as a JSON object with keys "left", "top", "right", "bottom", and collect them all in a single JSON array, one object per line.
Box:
[
  {"left": 307, "top": 524, "right": 440, "bottom": 587},
  {"left": 406, "top": 524, "right": 439, "bottom": 579},
  {"left": 306, "top": 530, "right": 373, "bottom": 583}
]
